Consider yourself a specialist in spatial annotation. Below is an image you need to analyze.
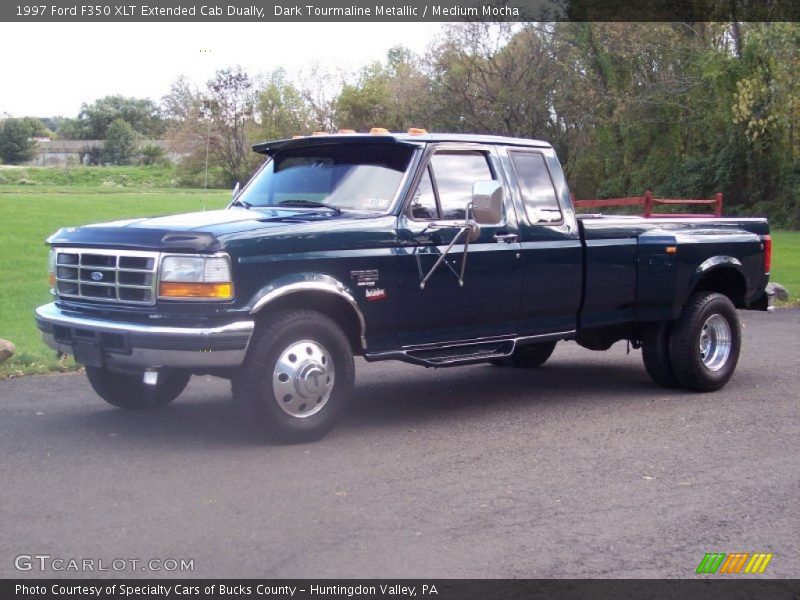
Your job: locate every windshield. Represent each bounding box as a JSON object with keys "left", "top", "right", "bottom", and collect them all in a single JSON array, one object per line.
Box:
[{"left": 237, "top": 143, "right": 414, "bottom": 212}]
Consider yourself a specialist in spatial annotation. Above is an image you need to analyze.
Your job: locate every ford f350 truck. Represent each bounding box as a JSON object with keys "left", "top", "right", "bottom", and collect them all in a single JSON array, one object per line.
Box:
[{"left": 35, "top": 132, "right": 772, "bottom": 441}]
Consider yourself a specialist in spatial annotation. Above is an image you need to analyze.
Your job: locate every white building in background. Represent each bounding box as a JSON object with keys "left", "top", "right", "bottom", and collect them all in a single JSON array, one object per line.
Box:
[{"left": 27, "top": 139, "right": 180, "bottom": 166}]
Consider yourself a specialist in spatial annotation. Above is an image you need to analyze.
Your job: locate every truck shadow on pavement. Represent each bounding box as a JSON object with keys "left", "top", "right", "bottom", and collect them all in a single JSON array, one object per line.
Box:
[
  {"left": 341, "top": 359, "right": 686, "bottom": 433},
  {"left": 47, "top": 355, "right": 697, "bottom": 447}
]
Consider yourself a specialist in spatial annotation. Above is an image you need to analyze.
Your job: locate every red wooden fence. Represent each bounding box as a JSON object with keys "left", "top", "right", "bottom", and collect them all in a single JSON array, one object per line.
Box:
[{"left": 573, "top": 190, "right": 723, "bottom": 218}]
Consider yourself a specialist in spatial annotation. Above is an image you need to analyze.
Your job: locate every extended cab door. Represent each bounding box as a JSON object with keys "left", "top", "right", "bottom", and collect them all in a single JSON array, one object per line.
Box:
[
  {"left": 395, "top": 145, "right": 523, "bottom": 346},
  {"left": 500, "top": 147, "right": 582, "bottom": 335}
]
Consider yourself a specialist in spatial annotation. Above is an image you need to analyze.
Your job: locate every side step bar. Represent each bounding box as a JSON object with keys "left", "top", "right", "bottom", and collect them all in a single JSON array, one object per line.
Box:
[
  {"left": 366, "top": 340, "right": 513, "bottom": 367},
  {"left": 365, "top": 331, "right": 575, "bottom": 368}
]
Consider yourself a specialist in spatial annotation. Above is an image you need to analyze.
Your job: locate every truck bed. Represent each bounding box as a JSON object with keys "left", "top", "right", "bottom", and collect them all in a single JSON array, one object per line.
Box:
[{"left": 577, "top": 216, "right": 770, "bottom": 328}]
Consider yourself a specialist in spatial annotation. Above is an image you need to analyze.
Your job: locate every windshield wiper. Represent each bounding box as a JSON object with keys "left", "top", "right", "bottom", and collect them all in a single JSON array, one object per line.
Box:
[
  {"left": 230, "top": 198, "right": 252, "bottom": 209},
  {"left": 278, "top": 199, "right": 342, "bottom": 215}
]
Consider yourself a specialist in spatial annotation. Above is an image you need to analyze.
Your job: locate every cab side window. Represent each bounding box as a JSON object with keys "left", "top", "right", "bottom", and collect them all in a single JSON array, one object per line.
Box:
[
  {"left": 408, "top": 150, "right": 495, "bottom": 221},
  {"left": 509, "top": 151, "right": 562, "bottom": 224},
  {"left": 431, "top": 152, "right": 494, "bottom": 220}
]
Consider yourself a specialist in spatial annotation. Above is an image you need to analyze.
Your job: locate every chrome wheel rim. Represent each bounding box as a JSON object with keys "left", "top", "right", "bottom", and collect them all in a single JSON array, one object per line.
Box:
[
  {"left": 272, "top": 340, "right": 335, "bottom": 418},
  {"left": 698, "top": 314, "right": 732, "bottom": 371}
]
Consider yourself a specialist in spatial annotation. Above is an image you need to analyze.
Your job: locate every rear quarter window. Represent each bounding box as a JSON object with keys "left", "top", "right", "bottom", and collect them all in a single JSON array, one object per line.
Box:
[{"left": 509, "top": 151, "right": 563, "bottom": 224}]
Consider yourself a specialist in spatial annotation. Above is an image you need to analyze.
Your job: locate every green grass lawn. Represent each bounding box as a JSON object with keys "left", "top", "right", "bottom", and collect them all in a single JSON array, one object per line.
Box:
[
  {"left": 0, "top": 164, "right": 179, "bottom": 188},
  {"left": 0, "top": 187, "right": 228, "bottom": 378},
  {"left": 771, "top": 231, "right": 800, "bottom": 301}
]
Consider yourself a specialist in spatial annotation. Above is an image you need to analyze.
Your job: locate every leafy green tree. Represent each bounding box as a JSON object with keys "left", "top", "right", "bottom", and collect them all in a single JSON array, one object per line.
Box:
[
  {"left": 158, "top": 23, "right": 799, "bottom": 223},
  {"left": 257, "top": 69, "right": 310, "bottom": 139},
  {"left": 138, "top": 143, "right": 166, "bottom": 166},
  {"left": 102, "top": 118, "right": 137, "bottom": 165},
  {"left": 0, "top": 118, "right": 39, "bottom": 164},
  {"left": 69, "top": 95, "right": 165, "bottom": 140},
  {"left": 335, "top": 46, "right": 430, "bottom": 132},
  {"left": 55, "top": 117, "right": 85, "bottom": 140}
]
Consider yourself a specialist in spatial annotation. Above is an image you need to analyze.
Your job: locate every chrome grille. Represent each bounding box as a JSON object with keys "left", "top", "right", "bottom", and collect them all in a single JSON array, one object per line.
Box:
[{"left": 54, "top": 248, "right": 159, "bottom": 305}]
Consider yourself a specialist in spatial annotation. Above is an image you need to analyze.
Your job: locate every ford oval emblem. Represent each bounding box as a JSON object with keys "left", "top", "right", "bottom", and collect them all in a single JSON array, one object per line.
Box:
[{"left": 90, "top": 271, "right": 104, "bottom": 281}]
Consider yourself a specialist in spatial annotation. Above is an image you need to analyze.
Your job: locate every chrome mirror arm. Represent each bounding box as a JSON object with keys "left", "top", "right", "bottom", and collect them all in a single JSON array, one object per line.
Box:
[{"left": 418, "top": 203, "right": 477, "bottom": 290}]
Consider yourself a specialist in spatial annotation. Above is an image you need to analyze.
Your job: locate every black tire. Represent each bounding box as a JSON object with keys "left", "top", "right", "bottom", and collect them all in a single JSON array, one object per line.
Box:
[
  {"left": 232, "top": 310, "right": 355, "bottom": 443},
  {"left": 668, "top": 292, "right": 741, "bottom": 392},
  {"left": 642, "top": 321, "right": 680, "bottom": 388},
  {"left": 85, "top": 366, "right": 190, "bottom": 409},
  {"left": 492, "top": 341, "right": 557, "bottom": 368}
]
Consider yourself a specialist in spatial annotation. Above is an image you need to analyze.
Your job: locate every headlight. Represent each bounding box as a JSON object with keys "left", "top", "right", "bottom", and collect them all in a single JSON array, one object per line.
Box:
[
  {"left": 48, "top": 248, "right": 56, "bottom": 288},
  {"left": 158, "top": 254, "right": 233, "bottom": 300}
]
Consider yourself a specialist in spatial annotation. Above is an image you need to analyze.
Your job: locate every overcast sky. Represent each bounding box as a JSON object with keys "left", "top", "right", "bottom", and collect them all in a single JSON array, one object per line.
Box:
[{"left": 0, "top": 22, "right": 445, "bottom": 118}]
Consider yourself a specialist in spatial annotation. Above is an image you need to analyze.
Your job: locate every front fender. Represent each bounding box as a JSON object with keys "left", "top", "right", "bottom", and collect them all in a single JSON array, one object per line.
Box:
[{"left": 246, "top": 272, "right": 366, "bottom": 349}]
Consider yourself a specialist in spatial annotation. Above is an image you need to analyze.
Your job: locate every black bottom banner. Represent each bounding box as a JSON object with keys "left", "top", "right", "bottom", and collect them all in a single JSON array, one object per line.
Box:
[{"left": 4, "top": 579, "right": 800, "bottom": 600}]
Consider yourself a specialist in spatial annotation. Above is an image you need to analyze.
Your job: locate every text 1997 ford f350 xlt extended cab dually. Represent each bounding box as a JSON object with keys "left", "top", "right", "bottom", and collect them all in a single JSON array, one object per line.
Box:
[{"left": 35, "top": 132, "right": 772, "bottom": 441}]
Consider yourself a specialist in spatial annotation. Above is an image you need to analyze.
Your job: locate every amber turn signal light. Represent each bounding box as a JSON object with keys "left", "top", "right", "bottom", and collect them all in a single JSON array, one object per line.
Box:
[{"left": 158, "top": 282, "right": 233, "bottom": 299}]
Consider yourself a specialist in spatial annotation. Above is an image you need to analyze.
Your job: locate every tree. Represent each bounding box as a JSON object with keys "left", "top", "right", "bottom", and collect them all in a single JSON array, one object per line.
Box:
[
  {"left": 162, "top": 78, "right": 209, "bottom": 185},
  {"left": 257, "top": 69, "right": 310, "bottom": 139},
  {"left": 335, "top": 47, "right": 431, "bottom": 132},
  {"left": 203, "top": 67, "right": 260, "bottom": 184},
  {"left": 156, "top": 23, "right": 798, "bottom": 221},
  {"left": 162, "top": 76, "right": 203, "bottom": 123},
  {"left": 67, "top": 95, "right": 165, "bottom": 140},
  {"left": 163, "top": 68, "right": 261, "bottom": 185},
  {"left": 336, "top": 63, "right": 394, "bottom": 131},
  {"left": 139, "top": 143, "right": 166, "bottom": 166},
  {"left": 103, "top": 118, "right": 137, "bottom": 165},
  {"left": 297, "top": 63, "right": 341, "bottom": 132},
  {"left": 0, "top": 118, "right": 39, "bottom": 164}
]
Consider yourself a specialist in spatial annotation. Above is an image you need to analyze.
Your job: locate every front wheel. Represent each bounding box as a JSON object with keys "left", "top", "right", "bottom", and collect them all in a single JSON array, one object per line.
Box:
[
  {"left": 668, "top": 292, "right": 741, "bottom": 392},
  {"left": 232, "top": 310, "right": 355, "bottom": 443},
  {"left": 85, "top": 366, "right": 190, "bottom": 409}
]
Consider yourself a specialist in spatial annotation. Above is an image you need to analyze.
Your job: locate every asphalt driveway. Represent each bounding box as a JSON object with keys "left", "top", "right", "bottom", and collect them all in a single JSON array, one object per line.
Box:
[{"left": 1, "top": 309, "right": 797, "bottom": 578}]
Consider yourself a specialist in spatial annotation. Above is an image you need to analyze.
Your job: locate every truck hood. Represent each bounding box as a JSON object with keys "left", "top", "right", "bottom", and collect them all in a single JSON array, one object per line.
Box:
[{"left": 47, "top": 207, "right": 371, "bottom": 253}]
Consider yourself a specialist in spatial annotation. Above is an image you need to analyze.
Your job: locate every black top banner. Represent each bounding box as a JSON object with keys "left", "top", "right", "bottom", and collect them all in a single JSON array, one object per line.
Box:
[{"left": 3, "top": 0, "right": 800, "bottom": 22}]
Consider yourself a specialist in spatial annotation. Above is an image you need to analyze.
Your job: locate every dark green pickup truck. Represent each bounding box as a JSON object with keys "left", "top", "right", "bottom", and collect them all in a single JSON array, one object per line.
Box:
[{"left": 35, "top": 132, "right": 772, "bottom": 441}]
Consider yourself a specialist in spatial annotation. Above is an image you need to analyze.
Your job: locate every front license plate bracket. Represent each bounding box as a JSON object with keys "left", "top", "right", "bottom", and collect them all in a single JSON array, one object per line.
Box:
[{"left": 72, "top": 339, "right": 103, "bottom": 367}]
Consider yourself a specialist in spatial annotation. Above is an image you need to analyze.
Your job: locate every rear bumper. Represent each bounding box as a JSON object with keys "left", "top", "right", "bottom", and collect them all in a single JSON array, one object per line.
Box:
[
  {"left": 749, "top": 288, "right": 775, "bottom": 312},
  {"left": 35, "top": 302, "right": 254, "bottom": 370}
]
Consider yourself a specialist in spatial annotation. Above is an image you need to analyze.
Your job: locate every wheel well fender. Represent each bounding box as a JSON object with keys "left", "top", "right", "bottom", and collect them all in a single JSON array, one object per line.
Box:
[
  {"left": 687, "top": 257, "right": 747, "bottom": 309},
  {"left": 248, "top": 274, "right": 366, "bottom": 353}
]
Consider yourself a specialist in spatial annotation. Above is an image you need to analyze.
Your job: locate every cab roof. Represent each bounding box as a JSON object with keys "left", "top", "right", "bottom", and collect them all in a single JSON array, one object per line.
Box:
[{"left": 252, "top": 133, "right": 553, "bottom": 155}]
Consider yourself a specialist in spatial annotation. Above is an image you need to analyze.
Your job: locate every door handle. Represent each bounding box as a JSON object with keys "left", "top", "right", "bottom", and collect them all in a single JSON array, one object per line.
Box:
[{"left": 493, "top": 232, "right": 519, "bottom": 244}]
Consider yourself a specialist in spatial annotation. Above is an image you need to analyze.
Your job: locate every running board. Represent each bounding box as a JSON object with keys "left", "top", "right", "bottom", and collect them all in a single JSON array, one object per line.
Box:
[
  {"left": 363, "top": 330, "right": 576, "bottom": 368},
  {"left": 366, "top": 339, "right": 514, "bottom": 367}
]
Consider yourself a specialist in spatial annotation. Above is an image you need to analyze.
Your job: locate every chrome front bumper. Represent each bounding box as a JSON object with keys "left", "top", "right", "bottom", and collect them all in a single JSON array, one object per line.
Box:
[{"left": 35, "top": 303, "right": 254, "bottom": 370}]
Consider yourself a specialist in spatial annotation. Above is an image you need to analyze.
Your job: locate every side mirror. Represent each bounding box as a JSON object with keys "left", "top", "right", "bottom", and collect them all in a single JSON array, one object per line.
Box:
[
  {"left": 471, "top": 181, "right": 503, "bottom": 225},
  {"left": 232, "top": 181, "right": 241, "bottom": 200}
]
